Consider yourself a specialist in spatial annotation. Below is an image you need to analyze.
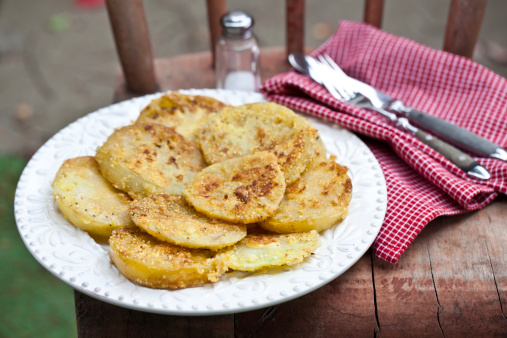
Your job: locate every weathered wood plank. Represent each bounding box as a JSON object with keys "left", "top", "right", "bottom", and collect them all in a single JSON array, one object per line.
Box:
[
  {"left": 75, "top": 291, "right": 234, "bottom": 338},
  {"left": 373, "top": 226, "right": 442, "bottom": 337},
  {"left": 425, "top": 198, "right": 507, "bottom": 336},
  {"left": 479, "top": 195, "right": 507, "bottom": 323},
  {"left": 234, "top": 253, "right": 377, "bottom": 337}
]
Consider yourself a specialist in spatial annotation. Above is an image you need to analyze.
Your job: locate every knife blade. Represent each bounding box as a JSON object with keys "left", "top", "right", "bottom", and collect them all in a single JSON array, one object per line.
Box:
[{"left": 319, "top": 54, "right": 507, "bottom": 162}]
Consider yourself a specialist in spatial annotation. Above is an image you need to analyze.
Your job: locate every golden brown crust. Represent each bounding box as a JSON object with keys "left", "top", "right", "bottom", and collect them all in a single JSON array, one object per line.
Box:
[
  {"left": 217, "top": 230, "right": 321, "bottom": 272},
  {"left": 136, "top": 92, "right": 229, "bottom": 144},
  {"left": 109, "top": 228, "right": 228, "bottom": 289},
  {"left": 130, "top": 194, "right": 247, "bottom": 250},
  {"left": 95, "top": 123, "right": 206, "bottom": 198},
  {"left": 183, "top": 152, "right": 286, "bottom": 224},
  {"left": 51, "top": 92, "right": 353, "bottom": 291},
  {"left": 198, "top": 102, "right": 321, "bottom": 184},
  {"left": 261, "top": 159, "right": 352, "bottom": 233},
  {"left": 52, "top": 156, "right": 135, "bottom": 239},
  {"left": 313, "top": 134, "right": 327, "bottom": 161}
]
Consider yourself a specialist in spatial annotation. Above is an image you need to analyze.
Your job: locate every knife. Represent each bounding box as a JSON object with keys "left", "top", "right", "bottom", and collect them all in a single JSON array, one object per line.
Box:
[
  {"left": 344, "top": 91, "right": 492, "bottom": 181},
  {"left": 318, "top": 54, "right": 507, "bottom": 162}
]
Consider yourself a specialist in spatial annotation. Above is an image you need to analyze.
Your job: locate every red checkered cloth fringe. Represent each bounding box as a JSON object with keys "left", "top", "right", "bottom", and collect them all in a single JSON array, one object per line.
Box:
[{"left": 260, "top": 20, "right": 507, "bottom": 263}]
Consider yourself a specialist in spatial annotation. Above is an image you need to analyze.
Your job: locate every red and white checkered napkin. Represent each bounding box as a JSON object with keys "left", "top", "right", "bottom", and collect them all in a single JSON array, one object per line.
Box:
[{"left": 261, "top": 20, "right": 507, "bottom": 263}]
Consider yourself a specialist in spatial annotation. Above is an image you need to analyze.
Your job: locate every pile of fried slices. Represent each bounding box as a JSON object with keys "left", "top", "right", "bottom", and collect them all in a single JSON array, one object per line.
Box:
[{"left": 51, "top": 92, "right": 352, "bottom": 290}]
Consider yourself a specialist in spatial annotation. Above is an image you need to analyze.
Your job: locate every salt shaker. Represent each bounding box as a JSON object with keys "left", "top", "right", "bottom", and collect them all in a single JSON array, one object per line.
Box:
[{"left": 215, "top": 10, "right": 261, "bottom": 92}]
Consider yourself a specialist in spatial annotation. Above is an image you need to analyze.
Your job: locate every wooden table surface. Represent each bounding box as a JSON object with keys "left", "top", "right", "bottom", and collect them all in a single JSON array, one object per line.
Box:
[{"left": 75, "top": 48, "right": 507, "bottom": 337}]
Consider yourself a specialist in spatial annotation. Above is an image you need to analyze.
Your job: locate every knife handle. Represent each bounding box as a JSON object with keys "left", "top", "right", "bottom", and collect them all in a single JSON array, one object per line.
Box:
[
  {"left": 411, "top": 127, "right": 490, "bottom": 180},
  {"left": 400, "top": 106, "right": 506, "bottom": 161}
]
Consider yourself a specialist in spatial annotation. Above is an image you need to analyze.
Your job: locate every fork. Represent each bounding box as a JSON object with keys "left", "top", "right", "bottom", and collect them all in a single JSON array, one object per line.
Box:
[
  {"left": 317, "top": 54, "right": 507, "bottom": 162},
  {"left": 308, "top": 54, "right": 490, "bottom": 180},
  {"left": 314, "top": 55, "right": 412, "bottom": 126}
]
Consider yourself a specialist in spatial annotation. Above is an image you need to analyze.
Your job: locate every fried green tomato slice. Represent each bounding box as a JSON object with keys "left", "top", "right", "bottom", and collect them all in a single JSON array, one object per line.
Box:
[
  {"left": 130, "top": 194, "right": 247, "bottom": 250},
  {"left": 218, "top": 230, "right": 321, "bottom": 272},
  {"left": 313, "top": 133, "right": 327, "bottom": 161},
  {"left": 183, "top": 152, "right": 286, "bottom": 224},
  {"left": 109, "top": 228, "right": 228, "bottom": 289},
  {"left": 52, "top": 156, "right": 134, "bottom": 239},
  {"left": 261, "top": 159, "right": 352, "bottom": 233},
  {"left": 95, "top": 123, "right": 206, "bottom": 198},
  {"left": 136, "top": 92, "right": 229, "bottom": 144},
  {"left": 198, "top": 102, "right": 321, "bottom": 184}
]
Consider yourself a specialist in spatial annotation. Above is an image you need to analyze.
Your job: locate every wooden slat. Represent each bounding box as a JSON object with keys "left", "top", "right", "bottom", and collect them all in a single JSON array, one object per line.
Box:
[
  {"left": 424, "top": 197, "right": 507, "bottom": 336},
  {"left": 75, "top": 291, "right": 234, "bottom": 338},
  {"left": 481, "top": 196, "right": 507, "bottom": 323},
  {"left": 205, "top": 0, "right": 227, "bottom": 67},
  {"left": 286, "top": 0, "right": 305, "bottom": 58},
  {"left": 105, "top": 0, "right": 158, "bottom": 94},
  {"left": 443, "top": 0, "right": 488, "bottom": 58},
  {"left": 373, "top": 198, "right": 507, "bottom": 336},
  {"left": 234, "top": 253, "right": 377, "bottom": 337},
  {"left": 363, "top": 0, "right": 384, "bottom": 28},
  {"left": 373, "top": 228, "right": 443, "bottom": 336}
]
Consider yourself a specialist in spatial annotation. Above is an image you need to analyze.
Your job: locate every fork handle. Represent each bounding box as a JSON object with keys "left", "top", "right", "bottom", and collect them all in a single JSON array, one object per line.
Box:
[{"left": 399, "top": 106, "right": 507, "bottom": 161}]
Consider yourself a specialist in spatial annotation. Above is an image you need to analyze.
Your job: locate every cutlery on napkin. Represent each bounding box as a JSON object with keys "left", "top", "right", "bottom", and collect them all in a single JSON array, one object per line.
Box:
[
  {"left": 315, "top": 53, "right": 507, "bottom": 162},
  {"left": 261, "top": 20, "right": 507, "bottom": 263},
  {"left": 289, "top": 51, "right": 491, "bottom": 180}
]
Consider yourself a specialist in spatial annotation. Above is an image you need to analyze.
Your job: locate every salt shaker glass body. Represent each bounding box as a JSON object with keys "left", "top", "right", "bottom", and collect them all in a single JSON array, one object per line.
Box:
[{"left": 215, "top": 11, "right": 261, "bottom": 92}]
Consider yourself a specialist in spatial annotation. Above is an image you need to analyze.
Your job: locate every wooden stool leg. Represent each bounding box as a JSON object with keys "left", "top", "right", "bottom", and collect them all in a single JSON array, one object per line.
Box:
[
  {"left": 443, "top": 0, "right": 488, "bottom": 58},
  {"left": 206, "top": 0, "right": 227, "bottom": 68},
  {"left": 363, "top": 0, "right": 384, "bottom": 28},
  {"left": 105, "top": 0, "right": 158, "bottom": 95},
  {"left": 286, "top": 0, "right": 305, "bottom": 58}
]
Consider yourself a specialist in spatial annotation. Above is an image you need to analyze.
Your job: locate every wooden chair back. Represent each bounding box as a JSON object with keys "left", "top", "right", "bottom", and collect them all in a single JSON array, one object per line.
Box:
[{"left": 105, "top": 0, "right": 488, "bottom": 96}]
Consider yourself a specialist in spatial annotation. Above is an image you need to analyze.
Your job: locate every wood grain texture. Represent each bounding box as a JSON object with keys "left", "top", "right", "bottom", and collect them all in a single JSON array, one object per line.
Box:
[
  {"left": 234, "top": 253, "right": 376, "bottom": 337},
  {"left": 363, "top": 0, "right": 384, "bottom": 28},
  {"left": 481, "top": 196, "right": 507, "bottom": 322},
  {"left": 424, "top": 195, "right": 507, "bottom": 337},
  {"left": 373, "top": 230, "right": 442, "bottom": 337},
  {"left": 105, "top": 0, "right": 157, "bottom": 94},
  {"left": 75, "top": 291, "right": 234, "bottom": 338},
  {"left": 443, "top": 0, "right": 488, "bottom": 58}
]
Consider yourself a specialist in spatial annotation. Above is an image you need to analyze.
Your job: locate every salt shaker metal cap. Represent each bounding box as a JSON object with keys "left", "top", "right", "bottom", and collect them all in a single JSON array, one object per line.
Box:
[{"left": 220, "top": 11, "right": 254, "bottom": 39}]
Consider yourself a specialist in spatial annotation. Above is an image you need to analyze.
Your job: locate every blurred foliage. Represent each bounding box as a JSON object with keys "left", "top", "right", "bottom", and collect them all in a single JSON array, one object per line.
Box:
[{"left": 0, "top": 155, "right": 76, "bottom": 338}]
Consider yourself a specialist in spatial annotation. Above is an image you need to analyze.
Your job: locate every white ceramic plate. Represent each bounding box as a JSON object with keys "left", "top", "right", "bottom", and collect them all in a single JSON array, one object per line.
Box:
[{"left": 14, "top": 89, "right": 386, "bottom": 316}]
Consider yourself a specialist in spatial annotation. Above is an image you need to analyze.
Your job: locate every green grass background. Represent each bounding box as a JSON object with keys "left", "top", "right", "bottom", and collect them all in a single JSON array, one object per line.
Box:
[{"left": 0, "top": 155, "right": 76, "bottom": 338}]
